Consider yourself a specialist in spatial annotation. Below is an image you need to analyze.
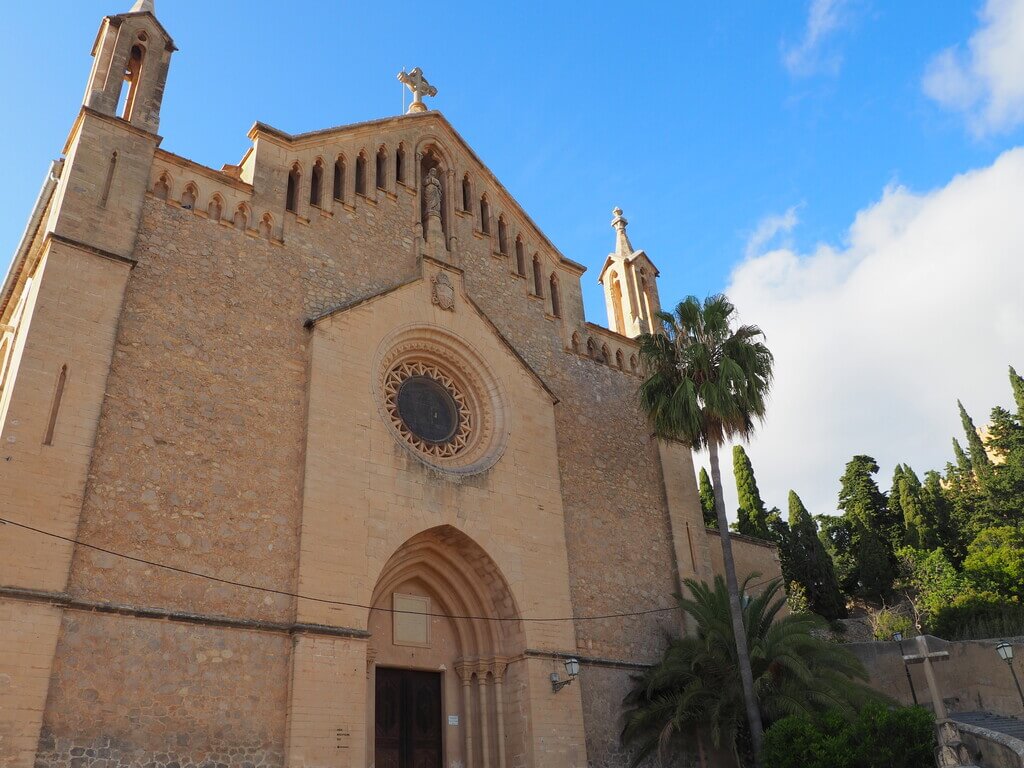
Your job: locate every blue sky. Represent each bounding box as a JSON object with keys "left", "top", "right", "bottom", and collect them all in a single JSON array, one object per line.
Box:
[{"left": 3, "top": 0, "right": 1023, "bottom": 516}]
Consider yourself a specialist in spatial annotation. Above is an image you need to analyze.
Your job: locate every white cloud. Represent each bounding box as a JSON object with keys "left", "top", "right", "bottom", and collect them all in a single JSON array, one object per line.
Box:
[
  {"left": 706, "top": 148, "right": 1024, "bottom": 521},
  {"left": 745, "top": 205, "right": 801, "bottom": 258},
  {"left": 783, "top": 0, "right": 850, "bottom": 76},
  {"left": 923, "top": 0, "right": 1024, "bottom": 136}
]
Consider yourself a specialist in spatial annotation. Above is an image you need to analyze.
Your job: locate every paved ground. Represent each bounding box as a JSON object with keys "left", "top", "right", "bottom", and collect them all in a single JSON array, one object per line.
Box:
[{"left": 953, "top": 711, "right": 1024, "bottom": 741}]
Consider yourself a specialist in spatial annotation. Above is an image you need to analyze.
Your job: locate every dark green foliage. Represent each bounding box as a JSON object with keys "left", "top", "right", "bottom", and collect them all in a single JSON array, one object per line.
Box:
[
  {"left": 959, "top": 399, "right": 993, "bottom": 479},
  {"left": 621, "top": 577, "right": 884, "bottom": 767},
  {"left": 963, "top": 526, "right": 1024, "bottom": 599},
  {"left": 698, "top": 467, "right": 718, "bottom": 529},
  {"left": 818, "top": 514, "right": 859, "bottom": 596},
  {"left": 897, "top": 465, "right": 933, "bottom": 550},
  {"left": 734, "top": 445, "right": 772, "bottom": 540},
  {"left": 980, "top": 406, "right": 1024, "bottom": 525},
  {"left": 787, "top": 492, "right": 846, "bottom": 620},
  {"left": 762, "top": 705, "right": 935, "bottom": 768},
  {"left": 837, "top": 456, "right": 897, "bottom": 600},
  {"left": 1011, "top": 366, "right": 1024, "bottom": 419},
  {"left": 932, "top": 597, "right": 1024, "bottom": 640},
  {"left": 856, "top": 526, "right": 897, "bottom": 603},
  {"left": 921, "top": 471, "right": 957, "bottom": 560}
]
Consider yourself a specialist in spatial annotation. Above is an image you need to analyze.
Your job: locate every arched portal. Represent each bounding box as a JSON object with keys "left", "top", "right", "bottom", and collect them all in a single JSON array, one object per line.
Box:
[{"left": 367, "top": 525, "right": 524, "bottom": 768}]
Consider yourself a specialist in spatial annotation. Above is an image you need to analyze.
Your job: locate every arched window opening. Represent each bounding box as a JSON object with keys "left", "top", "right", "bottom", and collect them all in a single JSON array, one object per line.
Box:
[
  {"left": 515, "top": 237, "right": 526, "bottom": 276},
  {"left": 376, "top": 146, "right": 387, "bottom": 190},
  {"left": 233, "top": 204, "right": 249, "bottom": 231},
  {"left": 208, "top": 196, "right": 222, "bottom": 222},
  {"left": 333, "top": 157, "right": 346, "bottom": 202},
  {"left": 121, "top": 44, "right": 146, "bottom": 120},
  {"left": 549, "top": 274, "right": 561, "bottom": 317},
  {"left": 260, "top": 213, "right": 273, "bottom": 239},
  {"left": 480, "top": 195, "right": 491, "bottom": 234},
  {"left": 43, "top": 364, "right": 67, "bottom": 446},
  {"left": 586, "top": 338, "right": 597, "bottom": 358},
  {"left": 615, "top": 350, "right": 625, "bottom": 370},
  {"left": 181, "top": 184, "right": 197, "bottom": 210},
  {"left": 419, "top": 149, "right": 448, "bottom": 242},
  {"left": 286, "top": 164, "right": 301, "bottom": 213},
  {"left": 310, "top": 160, "right": 324, "bottom": 207},
  {"left": 461, "top": 175, "right": 472, "bottom": 212},
  {"left": 154, "top": 174, "right": 170, "bottom": 201},
  {"left": 355, "top": 153, "right": 368, "bottom": 196},
  {"left": 532, "top": 255, "right": 543, "bottom": 297},
  {"left": 630, "top": 354, "right": 638, "bottom": 373},
  {"left": 571, "top": 333, "right": 581, "bottom": 354},
  {"left": 610, "top": 272, "right": 626, "bottom": 334},
  {"left": 497, "top": 217, "right": 508, "bottom": 255},
  {"left": 601, "top": 344, "right": 611, "bottom": 365},
  {"left": 395, "top": 144, "right": 406, "bottom": 185}
]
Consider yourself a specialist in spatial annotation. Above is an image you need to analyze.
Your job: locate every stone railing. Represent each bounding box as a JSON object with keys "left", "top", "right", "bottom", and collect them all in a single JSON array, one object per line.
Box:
[{"left": 956, "top": 720, "right": 1024, "bottom": 768}]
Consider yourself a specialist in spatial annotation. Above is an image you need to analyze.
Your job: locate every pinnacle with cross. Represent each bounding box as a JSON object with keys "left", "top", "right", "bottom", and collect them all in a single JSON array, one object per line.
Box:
[{"left": 398, "top": 68, "right": 438, "bottom": 114}]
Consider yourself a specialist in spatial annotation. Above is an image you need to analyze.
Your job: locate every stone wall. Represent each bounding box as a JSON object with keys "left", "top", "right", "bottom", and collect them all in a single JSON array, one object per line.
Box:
[
  {"left": 705, "top": 529, "right": 784, "bottom": 596},
  {"left": 848, "top": 637, "right": 1024, "bottom": 717}
]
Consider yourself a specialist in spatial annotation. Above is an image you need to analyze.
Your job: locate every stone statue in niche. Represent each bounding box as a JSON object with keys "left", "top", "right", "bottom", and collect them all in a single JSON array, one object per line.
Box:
[{"left": 423, "top": 168, "right": 443, "bottom": 217}]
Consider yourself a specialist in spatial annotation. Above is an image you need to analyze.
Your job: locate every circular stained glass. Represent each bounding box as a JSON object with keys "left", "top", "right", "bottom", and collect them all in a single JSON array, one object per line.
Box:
[{"left": 396, "top": 375, "right": 460, "bottom": 444}]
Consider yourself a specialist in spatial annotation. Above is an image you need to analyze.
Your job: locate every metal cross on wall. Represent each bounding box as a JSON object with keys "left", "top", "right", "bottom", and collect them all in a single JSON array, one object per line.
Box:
[{"left": 398, "top": 68, "right": 438, "bottom": 113}]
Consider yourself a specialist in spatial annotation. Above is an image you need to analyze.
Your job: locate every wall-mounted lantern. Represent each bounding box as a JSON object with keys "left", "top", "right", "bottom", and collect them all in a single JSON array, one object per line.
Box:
[
  {"left": 996, "top": 642, "right": 1024, "bottom": 706},
  {"left": 550, "top": 658, "right": 580, "bottom": 693}
]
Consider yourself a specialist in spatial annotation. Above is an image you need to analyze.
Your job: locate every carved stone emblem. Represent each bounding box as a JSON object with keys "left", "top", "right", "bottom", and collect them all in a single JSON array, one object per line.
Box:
[{"left": 431, "top": 272, "right": 455, "bottom": 311}]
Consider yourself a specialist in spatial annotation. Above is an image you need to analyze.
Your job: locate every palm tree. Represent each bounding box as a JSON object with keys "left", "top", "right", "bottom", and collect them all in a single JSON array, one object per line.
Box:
[
  {"left": 636, "top": 294, "right": 774, "bottom": 763},
  {"left": 622, "top": 576, "right": 885, "bottom": 767}
]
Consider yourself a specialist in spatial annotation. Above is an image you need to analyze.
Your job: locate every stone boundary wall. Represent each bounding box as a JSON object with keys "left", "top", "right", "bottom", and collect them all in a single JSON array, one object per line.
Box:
[{"left": 957, "top": 721, "right": 1024, "bottom": 768}]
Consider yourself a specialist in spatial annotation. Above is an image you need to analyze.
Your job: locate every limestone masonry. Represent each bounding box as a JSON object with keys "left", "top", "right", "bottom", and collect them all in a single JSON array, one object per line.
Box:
[{"left": 0, "top": 3, "right": 782, "bottom": 767}]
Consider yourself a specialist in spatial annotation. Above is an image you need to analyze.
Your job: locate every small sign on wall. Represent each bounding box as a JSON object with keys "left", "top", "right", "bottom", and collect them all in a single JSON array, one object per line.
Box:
[{"left": 447, "top": 715, "right": 459, "bottom": 726}]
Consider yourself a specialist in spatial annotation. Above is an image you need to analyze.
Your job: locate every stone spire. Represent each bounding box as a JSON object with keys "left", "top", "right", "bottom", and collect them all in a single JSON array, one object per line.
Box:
[
  {"left": 130, "top": 0, "right": 155, "bottom": 12},
  {"left": 611, "top": 207, "right": 634, "bottom": 257}
]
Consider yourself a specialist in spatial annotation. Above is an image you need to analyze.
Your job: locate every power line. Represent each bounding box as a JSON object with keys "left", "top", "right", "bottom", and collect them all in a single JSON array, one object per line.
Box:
[{"left": 0, "top": 516, "right": 779, "bottom": 624}]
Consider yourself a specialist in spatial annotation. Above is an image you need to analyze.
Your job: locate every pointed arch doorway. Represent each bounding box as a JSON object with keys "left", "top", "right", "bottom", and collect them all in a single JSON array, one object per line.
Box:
[{"left": 367, "top": 525, "right": 524, "bottom": 768}]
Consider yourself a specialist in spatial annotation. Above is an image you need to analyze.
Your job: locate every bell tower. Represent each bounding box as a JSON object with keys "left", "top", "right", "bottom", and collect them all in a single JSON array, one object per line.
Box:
[
  {"left": 597, "top": 208, "right": 662, "bottom": 337},
  {"left": 83, "top": 0, "right": 175, "bottom": 134}
]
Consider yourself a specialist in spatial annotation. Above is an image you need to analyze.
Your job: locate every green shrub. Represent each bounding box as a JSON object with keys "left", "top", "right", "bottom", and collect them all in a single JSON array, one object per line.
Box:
[
  {"left": 762, "top": 704, "right": 934, "bottom": 768},
  {"left": 932, "top": 594, "right": 1024, "bottom": 640},
  {"left": 871, "top": 607, "right": 914, "bottom": 641}
]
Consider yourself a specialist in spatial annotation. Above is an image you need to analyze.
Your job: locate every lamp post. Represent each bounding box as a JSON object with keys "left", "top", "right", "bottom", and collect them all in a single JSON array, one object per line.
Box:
[
  {"left": 893, "top": 632, "right": 919, "bottom": 705},
  {"left": 996, "top": 642, "right": 1024, "bottom": 707},
  {"left": 550, "top": 657, "right": 580, "bottom": 693}
]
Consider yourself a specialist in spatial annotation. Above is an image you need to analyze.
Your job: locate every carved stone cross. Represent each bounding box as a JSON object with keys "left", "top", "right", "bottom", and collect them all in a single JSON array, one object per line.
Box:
[{"left": 398, "top": 68, "right": 437, "bottom": 113}]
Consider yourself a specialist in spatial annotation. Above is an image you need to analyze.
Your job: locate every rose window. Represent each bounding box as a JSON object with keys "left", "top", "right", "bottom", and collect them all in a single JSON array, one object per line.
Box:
[{"left": 384, "top": 361, "right": 472, "bottom": 458}]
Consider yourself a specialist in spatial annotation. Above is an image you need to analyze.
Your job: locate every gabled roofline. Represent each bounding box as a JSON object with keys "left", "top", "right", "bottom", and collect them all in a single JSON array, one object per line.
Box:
[
  {"left": 304, "top": 267, "right": 558, "bottom": 404},
  {"left": 249, "top": 111, "right": 586, "bottom": 276},
  {"left": 597, "top": 249, "right": 660, "bottom": 285}
]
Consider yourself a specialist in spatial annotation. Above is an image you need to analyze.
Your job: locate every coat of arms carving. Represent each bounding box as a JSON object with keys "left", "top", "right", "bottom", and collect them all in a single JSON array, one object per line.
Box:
[{"left": 431, "top": 272, "right": 456, "bottom": 311}]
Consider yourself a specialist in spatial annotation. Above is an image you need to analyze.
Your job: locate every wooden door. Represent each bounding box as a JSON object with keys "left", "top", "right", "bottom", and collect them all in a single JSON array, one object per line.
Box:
[{"left": 375, "top": 668, "right": 442, "bottom": 768}]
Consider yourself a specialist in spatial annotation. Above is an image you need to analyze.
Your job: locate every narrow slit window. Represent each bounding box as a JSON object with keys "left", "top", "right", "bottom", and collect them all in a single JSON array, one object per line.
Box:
[
  {"left": 355, "top": 153, "right": 367, "bottom": 195},
  {"left": 376, "top": 147, "right": 387, "bottom": 190},
  {"left": 310, "top": 160, "right": 323, "bottom": 207},
  {"left": 121, "top": 44, "right": 146, "bottom": 120},
  {"left": 549, "top": 274, "right": 561, "bottom": 317},
  {"left": 43, "top": 365, "right": 67, "bottom": 446},
  {"left": 532, "top": 255, "right": 543, "bottom": 297},
  {"left": 100, "top": 151, "right": 118, "bottom": 207},
  {"left": 395, "top": 145, "right": 406, "bottom": 185},
  {"left": 480, "top": 196, "right": 490, "bottom": 234},
  {"left": 462, "top": 175, "right": 471, "bottom": 212},
  {"left": 515, "top": 237, "right": 526, "bottom": 276},
  {"left": 333, "top": 157, "right": 345, "bottom": 202},
  {"left": 286, "top": 164, "right": 300, "bottom": 212},
  {"left": 498, "top": 217, "right": 508, "bottom": 254}
]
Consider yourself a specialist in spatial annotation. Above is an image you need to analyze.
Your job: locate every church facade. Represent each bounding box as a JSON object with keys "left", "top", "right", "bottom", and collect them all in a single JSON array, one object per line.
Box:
[{"left": 0, "top": 3, "right": 782, "bottom": 768}]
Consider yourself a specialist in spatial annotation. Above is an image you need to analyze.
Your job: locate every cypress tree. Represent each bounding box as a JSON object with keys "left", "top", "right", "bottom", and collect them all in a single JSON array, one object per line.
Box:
[
  {"left": 733, "top": 445, "right": 771, "bottom": 539},
  {"left": 787, "top": 491, "right": 846, "bottom": 620},
  {"left": 1010, "top": 366, "right": 1024, "bottom": 420},
  {"left": 838, "top": 455, "right": 897, "bottom": 600},
  {"left": 922, "top": 469, "right": 956, "bottom": 558},
  {"left": 888, "top": 464, "right": 907, "bottom": 549},
  {"left": 698, "top": 467, "right": 718, "bottom": 529},
  {"left": 898, "top": 465, "right": 931, "bottom": 550},
  {"left": 952, "top": 437, "right": 972, "bottom": 475},
  {"left": 959, "top": 400, "right": 993, "bottom": 479}
]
